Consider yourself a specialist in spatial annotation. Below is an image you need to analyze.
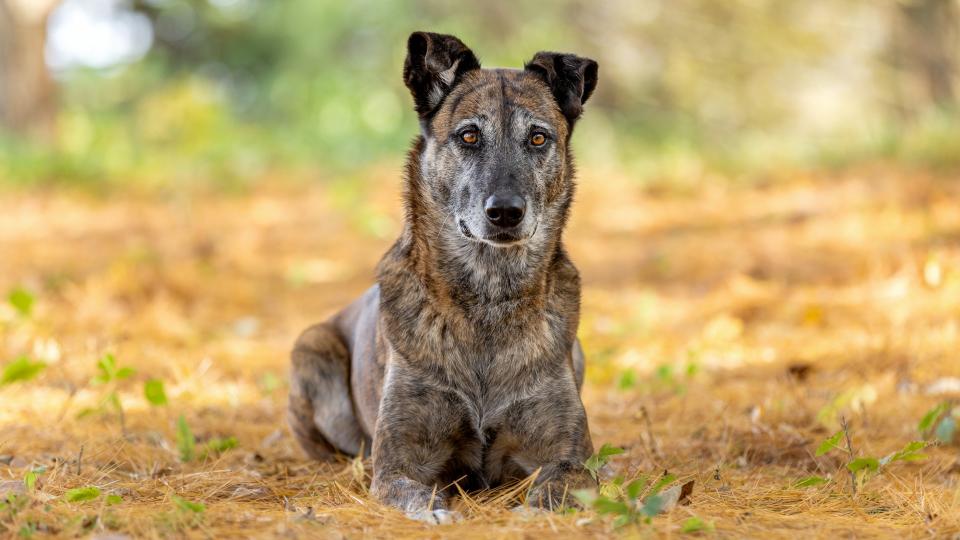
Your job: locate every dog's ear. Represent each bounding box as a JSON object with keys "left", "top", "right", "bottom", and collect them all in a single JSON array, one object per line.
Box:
[
  {"left": 403, "top": 31, "right": 480, "bottom": 117},
  {"left": 524, "top": 52, "right": 598, "bottom": 124}
]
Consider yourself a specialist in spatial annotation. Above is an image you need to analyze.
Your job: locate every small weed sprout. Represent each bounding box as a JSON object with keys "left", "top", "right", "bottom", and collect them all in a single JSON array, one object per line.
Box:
[
  {"left": 176, "top": 415, "right": 196, "bottom": 463},
  {"left": 919, "top": 401, "right": 956, "bottom": 444},
  {"left": 583, "top": 443, "right": 624, "bottom": 481},
  {"left": 79, "top": 354, "right": 136, "bottom": 435},
  {"left": 812, "top": 420, "right": 930, "bottom": 493},
  {"left": 578, "top": 445, "right": 692, "bottom": 529}
]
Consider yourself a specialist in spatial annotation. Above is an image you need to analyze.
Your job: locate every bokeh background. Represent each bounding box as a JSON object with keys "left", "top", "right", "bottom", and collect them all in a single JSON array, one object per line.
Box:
[
  {"left": 1, "top": 0, "right": 959, "bottom": 188},
  {"left": 2, "top": 1, "right": 960, "bottom": 538}
]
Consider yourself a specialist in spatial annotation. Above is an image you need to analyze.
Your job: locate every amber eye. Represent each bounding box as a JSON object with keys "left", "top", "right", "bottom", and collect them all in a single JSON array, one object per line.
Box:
[
  {"left": 530, "top": 133, "right": 547, "bottom": 146},
  {"left": 460, "top": 130, "right": 479, "bottom": 145}
]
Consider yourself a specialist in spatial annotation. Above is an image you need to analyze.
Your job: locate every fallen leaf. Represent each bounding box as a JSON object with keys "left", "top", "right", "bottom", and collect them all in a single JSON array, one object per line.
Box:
[{"left": 648, "top": 480, "right": 694, "bottom": 513}]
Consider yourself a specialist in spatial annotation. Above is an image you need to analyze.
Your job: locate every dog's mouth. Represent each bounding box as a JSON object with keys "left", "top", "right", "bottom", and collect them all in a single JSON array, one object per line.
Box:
[{"left": 457, "top": 219, "right": 534, "bottom": 247}]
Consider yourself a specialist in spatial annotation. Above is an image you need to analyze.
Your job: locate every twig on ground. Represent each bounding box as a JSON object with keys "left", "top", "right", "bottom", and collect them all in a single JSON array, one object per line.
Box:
[
  {"left": 640, "top": 406, "right": 661, "bottom": 459},
  {"left": 840, "top": 416, "right": 857, "bottom": 495}
]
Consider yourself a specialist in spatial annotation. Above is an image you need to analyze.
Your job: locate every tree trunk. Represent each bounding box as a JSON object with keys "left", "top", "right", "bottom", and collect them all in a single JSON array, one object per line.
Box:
[
  {"left": 892, "top": 0, "right": 958, "bottom": 112},
  {"left": 0, "top": 0, "right": 59, "bottom": 141}
]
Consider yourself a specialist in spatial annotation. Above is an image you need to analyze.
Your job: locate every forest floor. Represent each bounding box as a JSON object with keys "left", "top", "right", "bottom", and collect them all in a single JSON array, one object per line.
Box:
[{"left": 1, "top": 166, "right": 959, "bottom": 539}]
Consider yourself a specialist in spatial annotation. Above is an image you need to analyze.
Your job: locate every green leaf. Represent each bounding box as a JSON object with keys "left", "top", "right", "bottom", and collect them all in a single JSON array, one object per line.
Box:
[
  {"left": 23, "top": 466, "right": 46, "bottom": 492},
  {"left": 115, "top": 367, "right": 135, "bottom": 380},
  {"left": 592, "top": 496, "right": 630, "bottom": 516},
  {"left": 583, "top": 455, "right": 602, "bottom": 479},
  {"left": 618, "top": 369, "right": 636, "bottom": 390},
  {"left": 626, "top": 476, "right": 649, "bottom": 500},
  {"left": 105, "top": 494, "right": 123, "bottom": 505},
  {"left": 8, "top": 287, "right": 34, "bottom": 317},
  {"left": 64, "top": 487, "right": 101, "bottom": 502},
  {"left": 171, "top": 495, "right": 205, "bottom": 513},
  {"left": 935, "top": 415, "right": 956, "bottom": 444},
  {"left": 918, "top": 402, "right": 950, "bottom": 434},
  {"left": 177, "top": 415, "right": 195, "bottom": 463},
  {"left": 201, "top": 436, "right": 238, "bottom": 459},
  {"left": 793, "top": 476, "right": 829, "bottom": 488},
  {"left": 881, "top": 441, "right": 929, "bottom": 466},
  {"left": 847, "top": 457, "right": 879, "bottom": 473},
  {"left": 681, "top": 516, "right": 713, "bottom": 533},
  {"left": 816, "top": 430, "right": 844, "bottom": 456},
  {"left": 571, "top": 489, "right": 597, "bottom": 507},
  {"left": 144, "top": 379, "right": 168, "bottom": 406},
  {"left": 1, "top": 357, "right": 46, "bottom": 386},
  {"left": 93, "top": 354, "right": 117, "bottom": 384},
  {"left": 597, "top": 443, "right": 625, "bottom": 459},
  {"left": 639, "top": 494, "right": 664, "bottom": 517},
  {"left": 655, "top": 365, "right": 673, "bottom": 382},
  {"left": 23, "top": 471, "right": 37, "bottom": 491},
  {"left": 650, "top": 473, "right": 677, "bottom": 495},
  {"left": 612, "top": 514, "right": 633, "bottom": 528},
  {"left": 583, "top": 443, "right": 625, "bottom": 480}
]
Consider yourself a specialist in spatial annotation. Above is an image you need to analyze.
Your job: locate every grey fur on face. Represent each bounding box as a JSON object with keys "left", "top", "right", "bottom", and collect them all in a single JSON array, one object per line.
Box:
[{"left": 288, "top": 31, "right": 599, "bottom": 520}]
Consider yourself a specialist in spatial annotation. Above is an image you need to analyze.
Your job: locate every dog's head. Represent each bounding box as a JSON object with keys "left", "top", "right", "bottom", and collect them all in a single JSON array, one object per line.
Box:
[{"left": 403, "top": 31, "right": 597, "bottom": 250}]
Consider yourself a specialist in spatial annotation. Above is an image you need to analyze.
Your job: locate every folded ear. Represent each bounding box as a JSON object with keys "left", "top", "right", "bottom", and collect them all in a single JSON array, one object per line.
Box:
[
  {"left": 403, "top": 31, "right": 481, "bottom": 117},
  {"left": 524, "top": 52, "right": 598, "bottom": 124}
]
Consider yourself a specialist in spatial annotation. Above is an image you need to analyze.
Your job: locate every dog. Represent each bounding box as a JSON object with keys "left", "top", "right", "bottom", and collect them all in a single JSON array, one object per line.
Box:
[{"left": 288, "top": 31, "right": 599, "bottom": 523}]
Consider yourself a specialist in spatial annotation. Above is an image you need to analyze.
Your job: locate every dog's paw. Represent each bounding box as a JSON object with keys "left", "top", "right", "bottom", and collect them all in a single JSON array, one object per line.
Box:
[
  {"left": 525, "top": 481, "right": 588, "bottom": 512},
  {"left": 510, "top": 505, "right": 550, "bottom": 519},
  {"left": 405, "top": 508, "right": 463, "bottom": 525}
]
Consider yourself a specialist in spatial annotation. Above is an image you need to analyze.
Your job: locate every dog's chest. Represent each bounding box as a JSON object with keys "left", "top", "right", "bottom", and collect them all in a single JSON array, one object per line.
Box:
[{"left": 444, "top": 325, "right": 562, "bottom": 426}]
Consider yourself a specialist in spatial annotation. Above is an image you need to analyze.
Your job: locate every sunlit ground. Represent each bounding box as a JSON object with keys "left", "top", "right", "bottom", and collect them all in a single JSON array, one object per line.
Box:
[{"left": 1, "top": 166, "right": 959, "bottom": 538}]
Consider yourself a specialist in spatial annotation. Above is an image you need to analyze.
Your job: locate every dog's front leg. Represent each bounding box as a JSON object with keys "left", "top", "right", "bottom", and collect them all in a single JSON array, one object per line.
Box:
[
  {"left": 505, "top": 380, "right": 596, "bottom": 510},
  {"left": 370, "top": 363, "right": 470, "bottom": 524}
]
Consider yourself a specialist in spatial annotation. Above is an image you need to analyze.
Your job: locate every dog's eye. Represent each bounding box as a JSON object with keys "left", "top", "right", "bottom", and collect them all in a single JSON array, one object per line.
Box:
[
  {"left": 530, "top": 133, "right": 547, "bottom": 146},
  {"left": 460, "top": 130, "right": 479, "bottom": 145}
]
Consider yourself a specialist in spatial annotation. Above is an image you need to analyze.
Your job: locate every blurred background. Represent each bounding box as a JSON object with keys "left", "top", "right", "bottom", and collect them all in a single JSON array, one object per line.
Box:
[
  {"left": 1, "top": 0, "right": 959, "bottom": 189},
  {"left": 2, "top": 4, "right": 960, "bottom": 536}
]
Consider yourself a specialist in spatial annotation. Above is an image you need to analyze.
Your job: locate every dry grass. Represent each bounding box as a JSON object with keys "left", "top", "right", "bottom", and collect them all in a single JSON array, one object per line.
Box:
[{"left": 1, "top": 166, "right": 959, "bottom": 538}]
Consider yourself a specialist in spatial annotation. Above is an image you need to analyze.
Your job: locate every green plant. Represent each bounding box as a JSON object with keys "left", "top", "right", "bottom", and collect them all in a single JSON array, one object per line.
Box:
[
  {"left": 1, "top": 357, "right": 46, "bottom": 386},
  {"left": 79, "top": 354, "right": 135, "bottom": 434},
  {"left": 7, "top": 287, "right": 34, "bottom": 317},
  {"left": 583, "top": 444, "right": 624, "bottom": 481},
  {"left": 574, "top": 472, "right": 682, "bottom": 528},
  {"left": 792, "top": 476, "right": 829, "bottom": 488},
  {"left": 177, "top": 415, "right": 195, "bottom": 463},
  {"left": 200, "top": 437, "right": 238, "bottom": 460},
  {"left": 681, "top": 516, "right": 714, "bottom": 534},
  {"left": 814, "top": 424, "right": 930, "bottom": 493},
  {"left": 919, "top": 402, "right": 956, "bottom": 444},
  {"left": 170, "top": 495, "right": 206, "bottom": 529},
  {"left": 172, "top": 495, "right": 205, "bottom": 514},
  {"left": 64, "top": 487, "right": 101, "bottom": 503},
  {"left": 144, "top": 379, "right": 168, "bottom": 406},
  {"left": 23, "top": 467, "right": 44, "bottom": 492}
]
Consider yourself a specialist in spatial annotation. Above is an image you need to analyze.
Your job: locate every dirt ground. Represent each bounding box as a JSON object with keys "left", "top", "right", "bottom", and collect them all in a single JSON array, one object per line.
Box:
[{"left": 2, "top": 166, "right": 959, "bottom": 538}]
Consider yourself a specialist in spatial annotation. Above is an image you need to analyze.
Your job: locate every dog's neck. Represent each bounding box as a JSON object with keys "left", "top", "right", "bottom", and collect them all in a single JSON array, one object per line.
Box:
[{"left": 396, "top": 142, "right": 568, "bottom": 313}]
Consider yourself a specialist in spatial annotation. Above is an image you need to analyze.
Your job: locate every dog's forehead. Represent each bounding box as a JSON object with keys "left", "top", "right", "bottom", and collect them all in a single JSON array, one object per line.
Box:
[{"left": 431, "top": 69, "right": 565, "bottom": 135}]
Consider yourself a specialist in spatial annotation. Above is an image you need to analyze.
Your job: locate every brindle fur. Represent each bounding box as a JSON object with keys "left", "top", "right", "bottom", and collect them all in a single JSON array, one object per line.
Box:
[{"left": 288, "top": 31, "right": 599, "bottom": 521}]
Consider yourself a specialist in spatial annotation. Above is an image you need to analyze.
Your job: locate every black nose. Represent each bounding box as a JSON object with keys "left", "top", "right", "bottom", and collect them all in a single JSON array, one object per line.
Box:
[{"left": 484, "top": 194, "right": 526, "bottom": 228}]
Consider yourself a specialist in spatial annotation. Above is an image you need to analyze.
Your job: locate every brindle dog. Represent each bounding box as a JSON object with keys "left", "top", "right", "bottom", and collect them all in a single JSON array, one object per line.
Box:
[{"left": 289, "top": 31, "right": 599, "bottom": 523}]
